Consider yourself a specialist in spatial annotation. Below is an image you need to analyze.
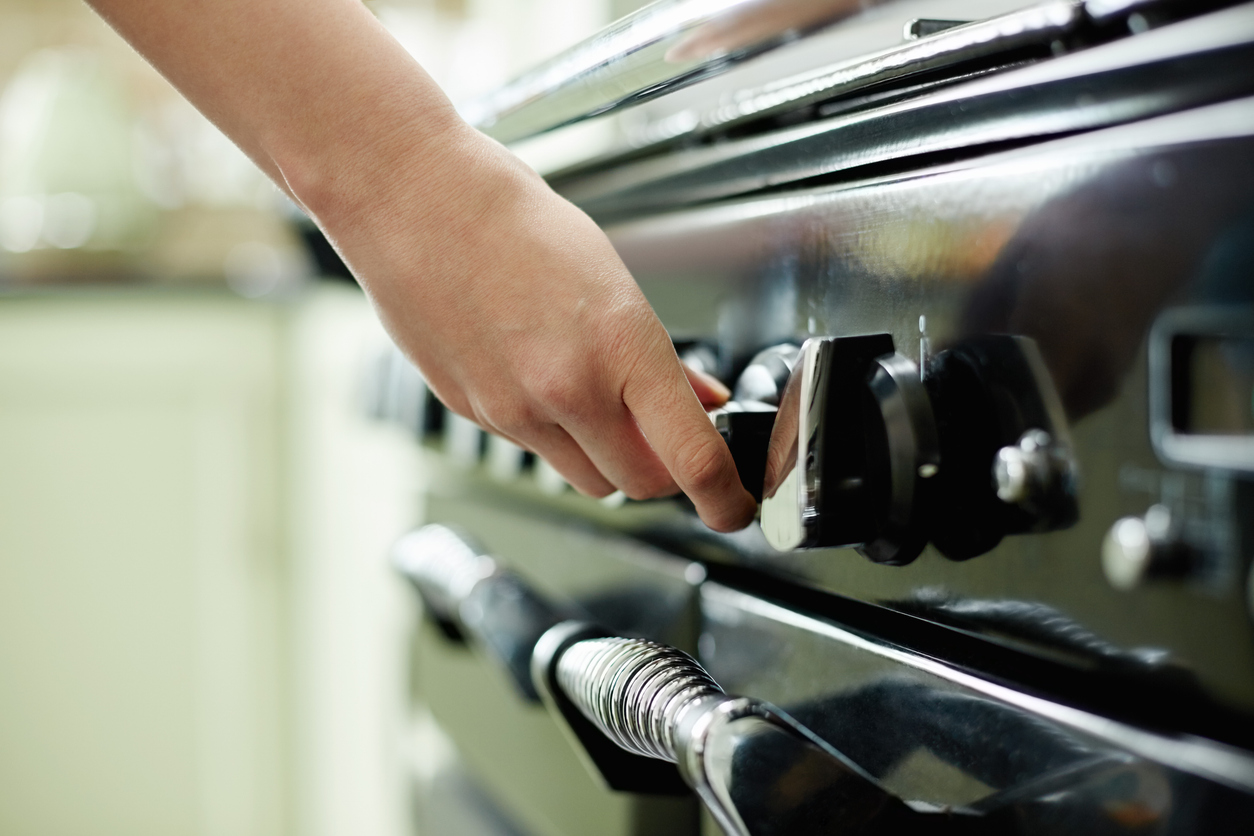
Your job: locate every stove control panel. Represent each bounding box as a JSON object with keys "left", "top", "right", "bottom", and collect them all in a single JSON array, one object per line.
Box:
[{"left": 715, "top": 334, "right": 1079, "bottom": 564}]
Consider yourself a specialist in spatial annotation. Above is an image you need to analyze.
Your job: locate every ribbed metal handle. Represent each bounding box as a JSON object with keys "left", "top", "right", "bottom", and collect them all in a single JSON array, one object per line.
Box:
[
  {"left": 391, "top": 524, "right": 498, "bottom": 624},
  {"left": 556, "top": 637, "right": 724, "bottom": 762}
]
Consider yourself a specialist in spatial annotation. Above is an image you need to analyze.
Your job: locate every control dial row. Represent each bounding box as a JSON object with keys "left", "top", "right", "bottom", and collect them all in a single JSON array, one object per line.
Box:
[{"left": 713, "top": 333, "right": 1079, "bottom": 564}]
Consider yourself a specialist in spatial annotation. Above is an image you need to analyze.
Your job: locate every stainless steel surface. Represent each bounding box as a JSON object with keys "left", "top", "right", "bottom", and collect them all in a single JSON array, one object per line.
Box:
[
  {"left": 648, "top": 0, "right": 1083, "bottom": 140},
  {"left": 701, "top": 582, "right": 1254, "bottom": 825},
  {"left": 556, "top": 4, "right": 1254, "bottom": 220},
  {"left": 398, "top": 534, "right": 1254, "bottom": 832},
  {"left": 393, "top": 4, "right": 1254, "bottom": 831},
  {"left": 470, "top": 0, "right": 1220, "bottom": 160},
  {"left": 461, "top": 0, "right": 870, "bottom": 145},
  {"left": 596, "top": 96, "right": 1254, "bottom": 718}
]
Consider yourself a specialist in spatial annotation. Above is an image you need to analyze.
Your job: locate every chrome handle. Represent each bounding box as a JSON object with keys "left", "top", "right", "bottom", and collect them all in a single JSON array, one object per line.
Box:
[
  {"left": 547, "top": 632, "right": 915, "bottom": 836},
  {"left": 391, "top": 523, "right": 498, "bottom": 626},
  {"left": 392, "top": 524, "right": 564, "bottom": 701},
  {"left": 556, "top": 637, "right": 723, "bottom": 762}
]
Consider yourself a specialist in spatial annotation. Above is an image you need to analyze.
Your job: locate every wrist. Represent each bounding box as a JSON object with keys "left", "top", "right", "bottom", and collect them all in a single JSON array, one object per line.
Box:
[{"left": 271, "top": 92, "right": 474, "bottom": 225}]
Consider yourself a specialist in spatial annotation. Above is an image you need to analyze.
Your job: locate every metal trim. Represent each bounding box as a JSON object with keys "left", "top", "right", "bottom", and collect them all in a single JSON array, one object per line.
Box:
[{"left": 703, "top": 582, "right": 1254, "bottom": 793}]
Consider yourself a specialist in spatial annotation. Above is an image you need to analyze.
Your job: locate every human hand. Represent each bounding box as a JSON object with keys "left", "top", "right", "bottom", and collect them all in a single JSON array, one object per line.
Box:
[
  {"left": 314, "top": 127, "right": 757, "bottom": 532},
  {"left": 82, "top": 0, "right": 756, "bottom": 532}
]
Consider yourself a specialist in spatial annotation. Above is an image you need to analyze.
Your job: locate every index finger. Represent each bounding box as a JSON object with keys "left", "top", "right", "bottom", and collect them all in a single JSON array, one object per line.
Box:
[{"left": 623, "top": 350, "right": 756, "bottom": 533}]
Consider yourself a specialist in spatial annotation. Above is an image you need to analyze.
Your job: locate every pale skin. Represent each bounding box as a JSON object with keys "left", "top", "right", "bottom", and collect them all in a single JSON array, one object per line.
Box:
[{"left": 85, "top": 0, "right": 757, "bottom": 532}]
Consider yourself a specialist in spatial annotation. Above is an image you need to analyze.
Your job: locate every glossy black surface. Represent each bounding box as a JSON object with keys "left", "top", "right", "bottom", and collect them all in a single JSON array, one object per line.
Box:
[
  {"left": 395, "top": 5, "right": 1254, "bottom": 833},
  {"left": 598, "top": 99, "right": 1254, "bottom": 722},
  {"left": 400, "top": 494, "right": 1254, "bottom": 832},
  {"left": 699, "top": 582, "right": 1254, "bottom": 832}
]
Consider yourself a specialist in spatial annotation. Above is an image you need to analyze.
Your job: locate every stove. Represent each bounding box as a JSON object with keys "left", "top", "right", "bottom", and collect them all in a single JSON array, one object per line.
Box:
[{"left": 377, "top": 2, "right": 1254, "bottom": 832}]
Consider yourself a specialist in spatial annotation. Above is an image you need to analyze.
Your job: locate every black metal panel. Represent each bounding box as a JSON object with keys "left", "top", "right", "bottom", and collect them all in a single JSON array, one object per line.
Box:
[
  {"left": 699, "top": 581, "right": 1254, "bottom": 831},
  {"left": 598, "top": 100, "right": 1254, "bottom": 725}
]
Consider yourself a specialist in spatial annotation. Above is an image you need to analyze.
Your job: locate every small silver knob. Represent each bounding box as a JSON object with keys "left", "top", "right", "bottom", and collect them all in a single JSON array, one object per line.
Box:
[
  {"left": 1101, "top": 505, "right": 1192, "bottom": 591},
  {"left": 994, "top": 429, "right": 1073, "bottom": 507}
]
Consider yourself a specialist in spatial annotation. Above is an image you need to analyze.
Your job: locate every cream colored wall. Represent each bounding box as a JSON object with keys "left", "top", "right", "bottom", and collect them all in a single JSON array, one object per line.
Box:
[
  {"left": 0, "top": 287, "right": 424, "bottom": 836},
  {"left": 285, "top": 287, "right": 425, "bottom": 836},
  {"left": 0, "top": 294, "right": 288, "bottom": 836}
]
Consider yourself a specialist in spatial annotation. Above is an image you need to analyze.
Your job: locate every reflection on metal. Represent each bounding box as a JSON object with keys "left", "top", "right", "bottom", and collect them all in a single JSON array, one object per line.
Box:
[
  {"left": 702, "top": 583, "right": 1254, "bottom": 797},
  {"left": 895, "top": 590, "right": 1177, "bottom": 673},
  {"left": 460, "top": 0, "right": 867, "bottom": 145},
  {"left": 553, "top": 637, "right": 921, "bottom": 836},
  {"left": 558, "top": 5, "right": 1254, "bottom": 220},
  {"left": 396, "top": 518, "right": 1254, "bottom": 829},
  {"left": 674, "top": 1, "right": 1082, "bottom": 138},
  {"left": 465, "top": 0, "right": 1226, "bottom": 152}
]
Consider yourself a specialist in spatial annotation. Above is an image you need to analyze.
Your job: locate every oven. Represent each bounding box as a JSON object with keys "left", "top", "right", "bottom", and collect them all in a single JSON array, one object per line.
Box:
[{"left": 377, "top": 1, "right": 1254, "bottom": 832}]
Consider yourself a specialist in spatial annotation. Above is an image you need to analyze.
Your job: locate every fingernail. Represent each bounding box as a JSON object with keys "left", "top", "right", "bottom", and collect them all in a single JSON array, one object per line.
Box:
[{"left": 694, "top": 368, "right": 731, "bottom": 403}]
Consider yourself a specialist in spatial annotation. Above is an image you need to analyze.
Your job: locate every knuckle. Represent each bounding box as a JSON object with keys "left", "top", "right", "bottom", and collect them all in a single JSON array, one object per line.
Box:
[
  {"left": 620, "top": 471, "right": 675, "bottom": 502},
  {"left": 479, "top": 398, "right": 533, "bottom": 438},
  {"left": 572, "top": 480, "right": 616, "bottom": 500},
  {"left": 676, "top": 435, "right": 731, "bottom": 496},
  {"left": 528, "top": 363, "right": 594, "bottom": 422}
]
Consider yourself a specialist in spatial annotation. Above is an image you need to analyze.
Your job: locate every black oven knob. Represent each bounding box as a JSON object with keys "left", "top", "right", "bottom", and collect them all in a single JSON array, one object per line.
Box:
[
  {"left": 745, "top": 333, "right": 1078, "bottom": 565},
  {"left": 924, "top": 335, "right": 1079, "bottom": 560},
  {"left": 759, "top": 334, "right": 939, "bottom": 564},
  {"left": 858, "top": 351, "right": 941, "bottom": 565}
]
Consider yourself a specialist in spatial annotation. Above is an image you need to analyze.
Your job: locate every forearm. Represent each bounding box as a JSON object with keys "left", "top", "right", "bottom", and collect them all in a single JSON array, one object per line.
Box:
[
  {"left": 85, "top": 0, "right": 469, "bottom": 216},
  {"left": 84, "top": 0, "right": 757, "bottom": 532}
]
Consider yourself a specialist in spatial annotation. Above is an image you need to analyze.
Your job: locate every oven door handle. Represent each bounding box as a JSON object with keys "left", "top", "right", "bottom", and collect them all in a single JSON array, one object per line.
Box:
[
  {"left": 531, "top": 623, "right": 939, "bottom": 836},
  {"left": 392, "top": 524, "right": 950, "bottom": 830},
  {"left": 393, "top": 525, "right": 1158, "bottom": 835}
]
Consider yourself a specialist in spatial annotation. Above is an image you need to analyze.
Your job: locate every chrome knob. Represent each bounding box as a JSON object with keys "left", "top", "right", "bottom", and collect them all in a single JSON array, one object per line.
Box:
[
  {"left": 1101, "top": 505, "right": 1196, "bottom": 591},
  {"left": 993, "top": 429, "right": 1077, "bottom": 523}
]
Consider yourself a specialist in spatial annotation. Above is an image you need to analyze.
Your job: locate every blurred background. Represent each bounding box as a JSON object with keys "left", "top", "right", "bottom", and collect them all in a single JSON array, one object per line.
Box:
[{"left": 0, "top": 1, "right": 641, "bottom": 834}]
